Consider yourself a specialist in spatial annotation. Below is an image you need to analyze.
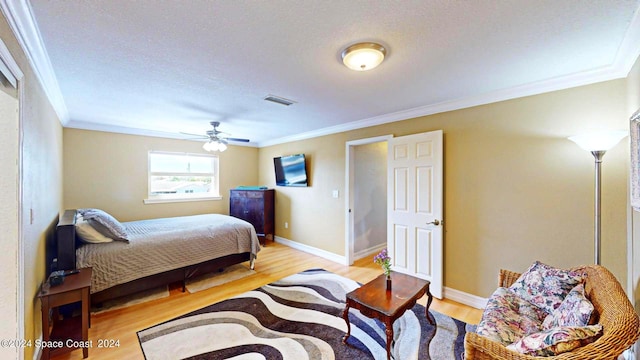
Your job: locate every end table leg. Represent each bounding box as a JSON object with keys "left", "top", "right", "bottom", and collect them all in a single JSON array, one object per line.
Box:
[
  {"left": 425, "top": 289, "right": 435, "bottom": 325},
  {"left": 341, "top": 303, "right": 351, "bottom": 343},
  {"left": 385, "top": 322, "right": 393, "bottom": 360},
  {"left": 82, "top": 288, "right": 89, "bottom": 358}
]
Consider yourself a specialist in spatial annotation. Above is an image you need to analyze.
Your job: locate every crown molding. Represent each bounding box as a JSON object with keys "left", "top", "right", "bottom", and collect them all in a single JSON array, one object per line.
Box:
[
  {"left": 614, "top": 4, "right": 640, "bottom": 76},
  {"left": 3, "top": 0, "right": 638, "bottom": 145},
  {"left": 258, "top": 62, "right": 628, "bottom": 147},
  {"left": 65, "top": 119, "right": 258, "bottom": 147},
  {"left": 259, "top": 7, "right": 640, "bottom": 148},
  {"left": 0, "top": 0, "right": 69, "bottom": 124}
]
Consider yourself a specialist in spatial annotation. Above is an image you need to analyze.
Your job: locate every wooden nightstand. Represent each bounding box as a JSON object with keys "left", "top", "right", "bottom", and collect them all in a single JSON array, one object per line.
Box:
[{"left": 38, "top": 267, "right": 91, "bottom": 359}]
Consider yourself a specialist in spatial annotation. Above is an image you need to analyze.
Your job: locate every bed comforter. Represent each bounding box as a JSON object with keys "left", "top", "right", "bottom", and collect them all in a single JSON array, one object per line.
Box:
[{"left": 76, "top": 214, "right": 260, "bottom": 293}]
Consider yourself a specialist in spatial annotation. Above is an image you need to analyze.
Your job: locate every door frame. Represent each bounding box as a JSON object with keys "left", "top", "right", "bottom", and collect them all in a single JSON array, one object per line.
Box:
[
  {"left": 0, "top": 38, "right": 24, "bottom": 359},
  {"left": 344, "top": 135, "right": 393, "bottom": 265}
]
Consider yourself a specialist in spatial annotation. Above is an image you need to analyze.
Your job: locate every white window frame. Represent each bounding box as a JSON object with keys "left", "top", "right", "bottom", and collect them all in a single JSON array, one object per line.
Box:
[{"left": 144, "top": 151, "right": 221, "bottom": 204}]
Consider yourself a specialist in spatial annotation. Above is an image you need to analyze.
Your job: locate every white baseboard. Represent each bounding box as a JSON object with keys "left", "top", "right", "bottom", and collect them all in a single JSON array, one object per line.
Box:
[
  {"left": 274, "top": 236, "right": 347, "bottom": 265},
  {"left": 274, "top": 236, "right": 488, "bottom": 310},
  {"left": 353, "top": 243, "right": 386, "bottom": 261},
  {"left": 443, "top": 287, "right": 488, "bottom": 309},
  {"left": 32, "top": 335, "right": 41, "bottom": 360}
]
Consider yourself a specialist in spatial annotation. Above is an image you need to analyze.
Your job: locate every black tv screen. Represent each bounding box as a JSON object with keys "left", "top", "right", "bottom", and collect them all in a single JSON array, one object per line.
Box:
[{"left": 274, "top": 154, "right": 308, "bottom": 187}]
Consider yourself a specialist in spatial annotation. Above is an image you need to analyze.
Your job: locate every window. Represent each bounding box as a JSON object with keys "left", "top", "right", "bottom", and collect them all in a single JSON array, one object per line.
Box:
[{"left": 144, "top": 151, "right": 220, "bottom": 204}]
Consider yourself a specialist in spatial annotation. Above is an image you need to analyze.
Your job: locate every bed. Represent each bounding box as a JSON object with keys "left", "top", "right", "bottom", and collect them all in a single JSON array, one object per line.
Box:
[{"left": 55, "top": 208, "right": 260, "bottom": 306}]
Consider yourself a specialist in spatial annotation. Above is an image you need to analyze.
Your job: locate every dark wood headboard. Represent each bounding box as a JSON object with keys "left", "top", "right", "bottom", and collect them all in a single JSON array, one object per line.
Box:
[{"left": 55, "top": 209, "right": 78, "bottom": 271}]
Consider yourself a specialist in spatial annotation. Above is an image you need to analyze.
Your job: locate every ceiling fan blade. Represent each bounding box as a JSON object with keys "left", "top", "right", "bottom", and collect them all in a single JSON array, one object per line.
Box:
[
  {"left": 182, "top": 137, "right": 211, "bottom": 141},
  {"left": 225, "top": 137, "right": 251, "bottom": 142},
  {"left": 180, "top": 132, "right": 209, "bottom": 138}
]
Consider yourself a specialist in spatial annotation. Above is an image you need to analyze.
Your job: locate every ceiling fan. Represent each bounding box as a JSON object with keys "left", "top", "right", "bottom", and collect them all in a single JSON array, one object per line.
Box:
[{"left": 182, "top": 121, "right": 250, "bottom": 152}]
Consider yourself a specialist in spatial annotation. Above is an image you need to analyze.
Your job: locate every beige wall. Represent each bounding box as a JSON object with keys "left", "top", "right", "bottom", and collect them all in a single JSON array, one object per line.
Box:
[
  {"left": 0, "top": 13, "right": 65, "bottom": 360},
  {"left": 259, "top": 79, "right": 629, "bottom": 298},
  {"left": 63, "top": 129, "right": 259, "bottom": 221},
  {"left": 628, "top": 53, "right": 640, "bottom": 357}
]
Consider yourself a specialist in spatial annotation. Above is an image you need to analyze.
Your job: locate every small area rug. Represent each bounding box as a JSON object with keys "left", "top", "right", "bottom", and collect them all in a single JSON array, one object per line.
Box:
[
  {"left": 92, "top": 286, "right": 170, "bottom": 314},
  {"left": 93, "top": 264, "right": 255, "bottom": 314},
  {"left": 137, "top": 269, "right": 475, "bottom": 359},
  {"left": 185, "top": 263, "right": 256, "bottom": 293}
]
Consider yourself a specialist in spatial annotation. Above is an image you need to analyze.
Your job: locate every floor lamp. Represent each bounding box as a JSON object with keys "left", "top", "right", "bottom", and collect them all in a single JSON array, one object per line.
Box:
[{"left": 568, "top": 130, "right": 627, "bottom": 265}]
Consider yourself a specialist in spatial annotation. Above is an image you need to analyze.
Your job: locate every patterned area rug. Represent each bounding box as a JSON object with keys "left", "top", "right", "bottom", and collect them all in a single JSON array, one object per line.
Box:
[{"left": 137, "top": 269, "right": 475, "bottom": 359}]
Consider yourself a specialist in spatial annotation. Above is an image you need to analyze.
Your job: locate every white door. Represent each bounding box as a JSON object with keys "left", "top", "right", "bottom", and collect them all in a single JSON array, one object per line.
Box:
[{"left": 387, "top": 130, "right": 443, "bottom": 298}]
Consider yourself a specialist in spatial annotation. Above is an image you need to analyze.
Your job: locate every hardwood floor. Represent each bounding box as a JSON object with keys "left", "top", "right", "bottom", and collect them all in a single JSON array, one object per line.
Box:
[{"left": 50, "top": 242, "right": 483, "bottom": 360}]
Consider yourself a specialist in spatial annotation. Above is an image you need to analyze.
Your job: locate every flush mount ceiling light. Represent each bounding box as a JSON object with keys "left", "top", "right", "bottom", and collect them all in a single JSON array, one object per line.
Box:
[{"left": 341, "top": 42, "right": 387, "bottom": 71}]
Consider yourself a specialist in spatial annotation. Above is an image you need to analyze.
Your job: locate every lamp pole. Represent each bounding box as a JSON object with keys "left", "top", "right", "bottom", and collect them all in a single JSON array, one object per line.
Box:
[
  {"left": 568, "top": 130, "right": 627, "bottom": 266},
  {"left": 591, "top": 150, "right": 604, "bottom": 265}
]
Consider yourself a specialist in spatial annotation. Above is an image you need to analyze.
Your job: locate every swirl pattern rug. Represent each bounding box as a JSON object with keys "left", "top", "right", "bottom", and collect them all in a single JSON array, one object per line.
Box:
[{"left": 137, "top": 269, "right": 475, "bottom": 359}]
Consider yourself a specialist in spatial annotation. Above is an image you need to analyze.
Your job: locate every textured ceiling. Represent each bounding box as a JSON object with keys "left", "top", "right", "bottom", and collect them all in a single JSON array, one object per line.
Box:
[{"left": 18, "top": 0, "right": 640, "bottom": 146}]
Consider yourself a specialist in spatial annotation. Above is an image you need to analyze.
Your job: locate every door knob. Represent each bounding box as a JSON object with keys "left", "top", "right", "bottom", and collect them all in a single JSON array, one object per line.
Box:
[{"left": 426, "top": 219, "right": 441, "bottom": 226}]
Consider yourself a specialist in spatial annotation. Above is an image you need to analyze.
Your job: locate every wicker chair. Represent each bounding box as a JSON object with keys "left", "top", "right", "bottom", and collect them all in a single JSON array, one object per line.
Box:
[{"left": 464, "top": 265, "right": 640, "bottom": 359}]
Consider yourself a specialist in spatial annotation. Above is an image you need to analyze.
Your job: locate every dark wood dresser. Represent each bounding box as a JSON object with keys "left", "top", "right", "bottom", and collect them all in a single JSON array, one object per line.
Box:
[{"left": 230, "top": 189, "right": 275, "bottom": 245}]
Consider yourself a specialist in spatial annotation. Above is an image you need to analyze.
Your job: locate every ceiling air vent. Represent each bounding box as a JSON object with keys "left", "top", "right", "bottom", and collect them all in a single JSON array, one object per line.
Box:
[{"left": 264, "top": 94, "right": 296, "bottom": 106}]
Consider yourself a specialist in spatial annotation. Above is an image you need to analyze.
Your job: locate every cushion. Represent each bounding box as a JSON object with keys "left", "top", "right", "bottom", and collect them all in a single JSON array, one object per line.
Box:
[
  {"left": 542, "top": 283, "right": 594, "bottom": 329},
  {"left": 78, "top": 208, "right": 130, "bottom": 242},
  {"left": 506, "top": 325, "right": 602, "bottom": 356},
  {"left": 75, "top": 215, "right": 113, "bottom": 244},
  {"left": 476, "top": 287, "right": 548, "bottom": 345},
  {"left": 509, "top": 261, "right": 585, "bottom": 314}
]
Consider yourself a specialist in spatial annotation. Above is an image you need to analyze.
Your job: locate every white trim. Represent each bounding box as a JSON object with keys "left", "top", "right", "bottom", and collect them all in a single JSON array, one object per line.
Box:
[
  {"left": 443, "top": 287, "right": 488, "bottom": 310},
  {"left": 31, "top": 335, "right": 41, "bottom": 360},
  {"left": 614, "top": 4, "right": 640, "bottom": 76},
  {"left": 274, "top": 236, "right": 347, "bottom": 265},
  {"left": 65, "top": 120, "right": 259, "bottom": 147},
  {"left": 345, "top": 135, "right": 393, "bottom": 147},
  {"left": 274, "top": 236, "right": 488, "bottom": 309},
  {"left": 2, "top": 0, "right": 639, "bottom": 147},
  {"left": 259, "top": 66, "right": 625, "bottom": 148},
  {"left": 353, "top": 243, "right": 386, "bottom": 262},
  {"left": 0, "top": 41, "right": 18, "bottom": 87},
  {"left": 0, "top": 0, "right": 69, "bottom": 124},
  {"left": 16, "top": 62, "right": 24, "bottom": 360},
  {"left": 344, "top": 135, "right": 393, "bottom": 266},
  {"left": 0, "top": 34, "right": 22, "bottom": 82},
  {"left": 143, "top": 196, "right": 222, "bottom": 204}
]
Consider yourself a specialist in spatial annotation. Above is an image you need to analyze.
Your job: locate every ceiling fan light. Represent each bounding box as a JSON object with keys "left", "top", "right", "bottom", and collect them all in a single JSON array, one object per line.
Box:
[
  {"left": 218, "top": 142, "right": 227, "bottom": 152},
  {"left": 341, "top": 42, "right": 386, "bottom": 71},
  {"left": 203, "top": 140, "right": 221, "bottom": 152}
]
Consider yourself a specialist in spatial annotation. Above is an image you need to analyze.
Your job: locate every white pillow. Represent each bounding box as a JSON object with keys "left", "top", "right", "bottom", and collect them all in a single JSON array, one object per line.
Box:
[{"left": 75, "top": 215, "right": 113, "bottom": 243}]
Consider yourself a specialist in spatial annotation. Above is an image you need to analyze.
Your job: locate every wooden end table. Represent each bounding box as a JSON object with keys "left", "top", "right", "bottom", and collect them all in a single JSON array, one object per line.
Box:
[
  {"left": 38, "top": 267, "right": 91, "bottom": 360},
  {"left": 342, "top": 272, "right": 433, "bottom": 360}
]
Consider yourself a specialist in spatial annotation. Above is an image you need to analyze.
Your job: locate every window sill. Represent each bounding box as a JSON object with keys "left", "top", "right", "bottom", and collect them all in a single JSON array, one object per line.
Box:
[{"left": 143, "top": 196, "right": 223, "bottom": 204}]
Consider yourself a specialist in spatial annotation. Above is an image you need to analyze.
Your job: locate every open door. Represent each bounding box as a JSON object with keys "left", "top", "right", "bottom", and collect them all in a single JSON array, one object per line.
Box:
[{"left": 387, "top": 130, "right": 443, "bottom": 298}]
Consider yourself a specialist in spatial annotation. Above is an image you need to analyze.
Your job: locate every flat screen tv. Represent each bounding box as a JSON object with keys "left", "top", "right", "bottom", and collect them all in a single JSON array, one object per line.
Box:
[{"left": 274, "top": 154, "right": 308, "bottom": 187}]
